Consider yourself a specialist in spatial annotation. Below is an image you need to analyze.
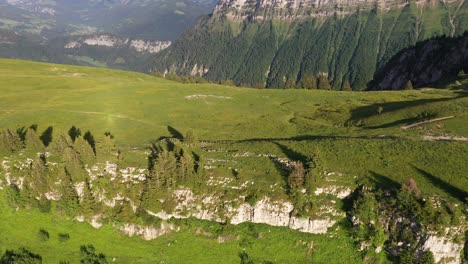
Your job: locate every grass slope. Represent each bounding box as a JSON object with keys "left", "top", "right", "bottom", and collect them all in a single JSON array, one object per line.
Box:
[{"left": 0, "top": 59, "right": 467, "bottom": 262}]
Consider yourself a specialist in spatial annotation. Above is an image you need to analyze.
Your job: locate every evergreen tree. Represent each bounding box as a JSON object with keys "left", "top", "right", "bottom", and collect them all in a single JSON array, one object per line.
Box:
[
  {"left": 80, "top": 179, "right": 97, "bottom": 217},
  {"left": 80, "top": 245, "right": 107, "bottom": 264},
  {"left": 0, "top": 248, "right": 42, "bottom": 264},
  {"left": 49, "top": 131, "right": 73, "bottom": 156},
  {"left": 184, "top": 129, "right": 197, "bottom": 145},
  {"left": 74, "top": 137, "right": 95, "bottom": 165},
  {"left": 342, "top": 80, "right": 352, "bottom": 91},
  {"left": 0, "top": 129, "right": 23, "bottom": 153},
  {"left": 177, "top": 149, "right": 195, "bottom": 181},
  {"left": 403, "top": 80, "right": 413, "bottom": 90},
  {"left": 96, "top": 135, "right": 116, "bottom": 161},
  {"left": 284, "top": 79, "right": 296, "bottom": 89},
  {"left": 298, "top": 74, "right": 317, "bottom": 89},
  {"left": 30, "top": 154, "right": 49, "bottom": 197},
  {"left": 457, "top": 70, "right": 465, "bottom": 77},
  {"left": 24, "top": 128, "right": 44, "bottom": 152},
  {"left": 420, "top": 250, "right": 435, "bottom": 264},
  {"left": 318, "top": 75, "right": 332, "bottom": 90},
  {"left": 239, "top": 251, "right": 254, "bottom": 264},
  {"left": 57, "top": 168, "right": 79, "bottom": 217},
  {"left": 288, "top": 161, "right": 305, "bottom": 191}
]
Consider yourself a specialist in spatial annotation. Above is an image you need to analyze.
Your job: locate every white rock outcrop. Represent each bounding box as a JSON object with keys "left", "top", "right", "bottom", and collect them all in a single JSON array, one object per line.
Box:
[
  {"left": 152, "top": 189, "right": 337, "bottom": 234},
  {"left": 120, "top": 222, "right": 179, "bottom": 240},
  {"left": 64, "top": 35, "right": 171, "bottom": 54},
  {"left": 423, "top": 236, "right": 463, "bottom": 264}
]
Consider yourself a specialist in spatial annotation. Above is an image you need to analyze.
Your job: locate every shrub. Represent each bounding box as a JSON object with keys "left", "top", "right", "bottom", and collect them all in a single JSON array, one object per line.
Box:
[
  {"left": 38, "top": 229, "right": 49, "bottom": 242},
  {"left": 58, "top": 233, "right": 70, "bottom": 242}
]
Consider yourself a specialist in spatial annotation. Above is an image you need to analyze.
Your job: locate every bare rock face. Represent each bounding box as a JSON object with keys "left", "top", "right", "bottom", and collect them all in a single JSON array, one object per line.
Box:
[
  {"left": 423, "top": 236, "right": 463, "bottom": 264},
  {"left": 120, "top": 222, "right": 179, "bottom": 240},
  {"left": 64, "top": 35, "right": 171, "bottom": 54},
  {"left": 151, "top": 189, "right": 336, "bottom": 234},
  {"left": 213, "top": 0, "right": 428, "bottom": 20}
]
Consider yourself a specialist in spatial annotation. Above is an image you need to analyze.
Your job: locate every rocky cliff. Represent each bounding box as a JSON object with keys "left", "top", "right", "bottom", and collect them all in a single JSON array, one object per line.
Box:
[
  {"left": 213, "top": 0, "right": 417, "bottom": 20},
  {"left": 65, "top": 35, "right": 171, "bottom": 54}
]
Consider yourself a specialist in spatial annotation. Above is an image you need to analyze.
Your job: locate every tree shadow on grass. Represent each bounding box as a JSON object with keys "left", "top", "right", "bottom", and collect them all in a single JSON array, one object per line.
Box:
[
  {"left": 411, "top": 165, "right": 467, "bottom": 202},
  {"left": 347, "top": 91, "right": 467, "bottom": 126},
  {"left": 40, "top": 126, "right": 53, "bottom": 147},
  {"left": 167, "top": 126, "right": 184, "bottom": 140},
  {"left": 368, "top": 171, "right": 401, "bottom": 190}
]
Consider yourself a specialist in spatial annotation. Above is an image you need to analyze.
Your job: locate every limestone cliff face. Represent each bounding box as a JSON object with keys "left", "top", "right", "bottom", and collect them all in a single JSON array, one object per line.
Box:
[
  {"left": 65, "top": 35, "right": 171, "bottom": 54},
  {"left": 148, "top": 189, "right": 344, "bottom": 234},
  {"left": 213, "top": 0, "right": 439, "bottom": 20}
]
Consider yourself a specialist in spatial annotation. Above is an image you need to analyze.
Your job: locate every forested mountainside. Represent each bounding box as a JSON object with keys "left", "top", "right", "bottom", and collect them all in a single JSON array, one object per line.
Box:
[
  {"left": 152, "top": 0, "right": 468, "bottom": 90},
  {"left": 370, "top": 33, "right": 468, "bottom": 90}
]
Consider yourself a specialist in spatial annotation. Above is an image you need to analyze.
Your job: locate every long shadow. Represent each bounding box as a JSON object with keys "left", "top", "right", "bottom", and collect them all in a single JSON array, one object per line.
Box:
[
  {"left": 40, "top": 126, "right": 53, "bottom": 147},
  {"left": 367, "top": 117, "right": 419, "bottom": 129},
  {"left": 273, "top": 142, "right": 309, "bottom": 165},
  {"left": 368, "top": 171, "right": 401, "bottom": 190},
  {"left": 347, "top": 91, "right": 467, "bottom": 125},
  {"left": 209, "top": 134, "right": 399, "bottom": 144},
  {"left": 167, "top": 126, "right": 184, "bottom": 140},
  {"left": 411, "top": 165, "right": 467, "bottom": 202}
]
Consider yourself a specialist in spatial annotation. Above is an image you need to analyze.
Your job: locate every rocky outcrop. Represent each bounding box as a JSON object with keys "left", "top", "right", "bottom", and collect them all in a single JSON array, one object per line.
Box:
[
  {"left": 213, "top": 0, "right": 440, "bottom": 20},
  {"left": 423, "top": 235, "right": 464, "bottom": 264},
  {"left": 149, "top": 189, "right": 337, "bottom": 234},
  {"left": 120, "top": 222, "right": 179, "bottom": 240},
  {"left": 65, "top": 35, "right": 171, "bottom": 54}
]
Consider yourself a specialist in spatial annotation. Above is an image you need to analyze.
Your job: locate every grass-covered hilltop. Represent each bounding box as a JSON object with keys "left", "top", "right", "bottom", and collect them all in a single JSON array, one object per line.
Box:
[{"left": 0, "top": 59, "right": 467, "bottom": 263}]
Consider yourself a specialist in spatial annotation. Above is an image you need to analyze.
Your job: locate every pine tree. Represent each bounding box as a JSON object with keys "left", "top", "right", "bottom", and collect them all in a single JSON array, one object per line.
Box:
[
  {"left": 58, "top": 168, "right": 80, "bottom": 217},
  {"left": 288, "top": 161, "right": 305, "bottom": 191},
  {"left": 24, "top": 128, "right": 44, "bottom": 152},
  {"left": 74, "top": 137, "right": 95, "bottom": 165},
  {"left": 184, "top": 129, "right": 197, "bottom": 145},
  {"left": 30, "top": 154, "right": 49, "bottom": 196},
  {"left": 96, "top": 134, "right": 116, "bottom": 161},
  {"left": 80, "top": 179, "right": 97, "bottom": 217},
  {"left": 49, "top": 131, "right": 73, "bottom": 156},
  {"left": 177, "top": 149, "right": 195, "bottom": 182},
  {"left": 284, "top": 79, "right": 296, "bottom": 89},
  {"left": 403, "top": 80, "right": 413, "bottom": 90},
  {"left": 318, "top": 75, "right": 332, "bottom": 90},
  {"left": 341, "top": 80, "right": 352, "bottom": 91},
  {"left": 0, "top": 129, "right": 23, "bottom": 153},
  {"left": 298, "top": 74, "right": 317, "bottom": 89}
]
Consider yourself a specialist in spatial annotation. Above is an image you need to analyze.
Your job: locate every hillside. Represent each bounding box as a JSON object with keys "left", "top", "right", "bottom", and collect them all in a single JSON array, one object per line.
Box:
[
  {"left": 0, "top": 59, "right": 467, "bottom": 263},
  {"left": 152, "top": 0, "right": 468, "bottom": 90}
]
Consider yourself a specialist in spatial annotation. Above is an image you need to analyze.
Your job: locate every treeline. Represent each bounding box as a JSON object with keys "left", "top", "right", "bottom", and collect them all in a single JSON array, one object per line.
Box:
[{"left": 154, "top": 72, "right": 354, "bottom": 91}]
